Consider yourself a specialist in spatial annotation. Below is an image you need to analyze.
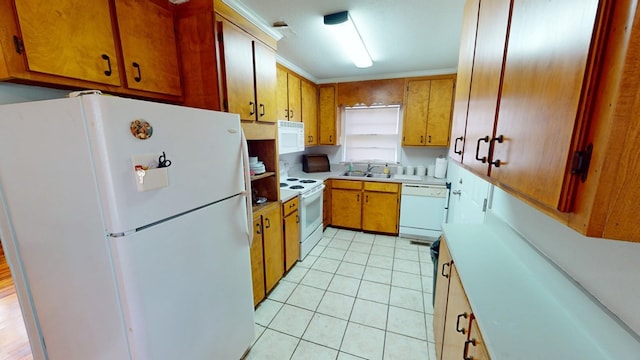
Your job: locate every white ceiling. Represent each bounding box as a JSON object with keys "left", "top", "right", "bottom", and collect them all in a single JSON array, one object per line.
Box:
[{"left": 224, "top": 0, "right": 466, "bottom": 83}]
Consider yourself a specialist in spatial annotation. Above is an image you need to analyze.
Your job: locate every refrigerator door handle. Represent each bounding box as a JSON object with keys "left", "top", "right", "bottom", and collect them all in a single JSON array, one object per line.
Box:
[{"left": 240, "top": 129, "right": 254, "bottom": 246}]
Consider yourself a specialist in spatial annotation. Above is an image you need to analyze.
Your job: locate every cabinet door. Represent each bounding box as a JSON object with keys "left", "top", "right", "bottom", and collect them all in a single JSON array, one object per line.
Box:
[
  {"left": 218, "top": 20, "right": 255, "bottom": 120},
  {"left": 362, "top": 191, "right": 399, "bottom": 234},
  {"left": 331, "top": 189, "right": 361, "bottom": 229},
  {"left": 283, "top": 210, "right": 300, "bottom": 272},
  {"left": 301, "top": 80, "right": 318, "bottom": 145},
  {"left": 287, "top": 74, "right": 302, "bottom": 121},
  {"left": 490, "top": 0, "right": 600, "bottom": 209},
  {"left": 13, "top": 0, "right": 120, "bottom": 85},
  {"left": 402, "top": 79, "right": 429, "bottom": 145},
  {"left": 319, "top": 84, "right": 338, "bottom": 145},
  {"left": 433, "top": 237, "right": 453, "bottom": 360},
  {"left": 441, "top": 264, "right": 473, "bottom": 360},
  {"left": 262, "top": 205, "right": 283, "bottom": 293},
  {"left": 276, "top": 67, "right": 289, "bottom": 120},
  {"left": 466, "top": 317, "right": 490, "bottom": 360},
  {"left": 449, "top": 0, "right": 481, "bottom": 162},
  {"left": 323, "top": 180, "right": 332, "bottom": 226},
  {"left": 114, "top": 0, "right": 181, "bottom": 95},
  {"left": 461, "top": 0, "right": 511, "bottom": 176},
  {"left": 250, "top": 215, "right": 265, "bottom": 306},
  {"left": 254, "top": 42, "right": 277, "bottom": 123},
  {"left": 426, "top": 78, "right": 455, "bottom": 146}
]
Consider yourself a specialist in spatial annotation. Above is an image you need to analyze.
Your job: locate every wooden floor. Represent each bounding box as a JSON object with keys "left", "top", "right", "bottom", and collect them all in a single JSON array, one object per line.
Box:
[{"left": 0, "top": 243, "right": 33, "bottom": 360}]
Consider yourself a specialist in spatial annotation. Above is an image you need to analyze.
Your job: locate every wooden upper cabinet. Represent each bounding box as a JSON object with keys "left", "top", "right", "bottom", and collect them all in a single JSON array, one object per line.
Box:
[
  {"left": 337, "top": 78, "right": 404, "bottom": 106},
  {"left": 276, "top": 67, "right": 302, "bottom": 121},
  {"left": 301, "top": 80, "right": 318, "bottom": 145},
  {"left": 403, "top": 79, "right": 430, "bottom": 146},
  {"left": 253, "top": 41, "right": 277, "bottom": 123},
  {"left": 114, "top": 0, "right": 181, "bottom": 96},
  {"left": 276, "top": 67, "right": 289, "bottom": 120},
  {"left": 449, "top": 0, "right": 480, "bottom": 162},
  {"left": 218, "top": 19, "right": 277, "bottom": 123},
  {"left": 318, "top": 84, "right": 338, "bottom": 145},
  {"left": 218, "top": 20, "right": 257, "bottom": 120},
  {"left": 491, "top": 0, "right": 601, "bottom": 210},
  {"left": 461, "top": 0, "right": 511, "bottom": 176},
  {"left": 402, "top": 77, "right": 455, "bottom": 147},
  {"left": 13, "top": 0, "right": 121, "bottom": 85}
]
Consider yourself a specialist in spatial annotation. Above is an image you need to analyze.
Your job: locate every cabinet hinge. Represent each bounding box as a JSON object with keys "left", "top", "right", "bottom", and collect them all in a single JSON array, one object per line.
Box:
[
  {"left": 571, "top": 143, "right": 593, "bottom": 183},
  {"left": 13, "top": 35, "right": 24, "bottom": 54},
  {"left": 482, "top": 198, "right": 488, "bottom": 212}
]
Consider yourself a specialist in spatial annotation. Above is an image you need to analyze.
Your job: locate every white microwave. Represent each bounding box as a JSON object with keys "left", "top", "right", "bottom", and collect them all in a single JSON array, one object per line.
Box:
[{"left": 277, "top": 120, "right": 305, "bottom": 154}]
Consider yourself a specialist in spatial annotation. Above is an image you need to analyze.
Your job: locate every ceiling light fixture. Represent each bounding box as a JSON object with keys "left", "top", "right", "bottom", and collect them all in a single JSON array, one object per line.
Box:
[{"left": 323, "top": 11, "right": 373, "bottom": 69}]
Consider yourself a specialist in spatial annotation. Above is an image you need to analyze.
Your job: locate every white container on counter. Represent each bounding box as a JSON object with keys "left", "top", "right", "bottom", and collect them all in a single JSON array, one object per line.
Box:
[
  {"left": 405, "top": 166, "right": 415, "bottom": 175},
  {"left": 416, "top": 165, "right": 426, "bottom": 176}
]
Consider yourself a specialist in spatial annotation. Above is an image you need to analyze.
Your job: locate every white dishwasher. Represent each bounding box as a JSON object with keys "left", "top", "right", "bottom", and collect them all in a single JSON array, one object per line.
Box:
[{"left": 399, "top": 183, "right": 448, "bottom": 242}]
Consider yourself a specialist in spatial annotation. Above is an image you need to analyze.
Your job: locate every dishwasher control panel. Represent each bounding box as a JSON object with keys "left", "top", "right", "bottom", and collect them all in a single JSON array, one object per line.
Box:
[{"left": 401, "top": 184, "right": 447, "bottom": 197}]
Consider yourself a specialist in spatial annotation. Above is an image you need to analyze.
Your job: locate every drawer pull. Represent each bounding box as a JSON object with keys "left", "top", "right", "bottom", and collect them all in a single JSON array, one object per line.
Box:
[
  {"left": 463, "top": 338, "right": 477, "bottom": 360},
  {"left": 475, "top": 136, "right": 489, "bottom": 163},
  {"left": 456, "top": 312, "right": 468, "bottom": 334},
  {"left": 441, "top": 262, "right": 450, "bottom": 278}
]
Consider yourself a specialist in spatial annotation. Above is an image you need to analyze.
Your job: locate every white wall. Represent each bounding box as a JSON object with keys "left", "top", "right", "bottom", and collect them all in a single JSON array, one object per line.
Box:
[
  {"left": 446, "top": 161, "right": 640, "bottom": 337},
  {"left": 0, "top": 83, "right": 69, "bottom": 104}
]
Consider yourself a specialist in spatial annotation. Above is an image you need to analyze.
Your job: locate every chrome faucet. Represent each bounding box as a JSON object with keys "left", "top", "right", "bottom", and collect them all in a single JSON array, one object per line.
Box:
[{"left": 366, "top": 163, "right": 384, "bottom": 173}]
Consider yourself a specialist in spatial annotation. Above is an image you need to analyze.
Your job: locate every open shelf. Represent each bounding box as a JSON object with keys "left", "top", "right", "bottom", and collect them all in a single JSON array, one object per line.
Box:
[{"left": 250, "top": 171, "right": 275, "bottom": 182}]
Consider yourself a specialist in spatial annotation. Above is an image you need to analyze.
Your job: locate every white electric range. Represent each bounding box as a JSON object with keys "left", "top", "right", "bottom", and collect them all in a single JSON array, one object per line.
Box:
[{"left": 280, "top": 176, "right": 325, "bottom": 260}]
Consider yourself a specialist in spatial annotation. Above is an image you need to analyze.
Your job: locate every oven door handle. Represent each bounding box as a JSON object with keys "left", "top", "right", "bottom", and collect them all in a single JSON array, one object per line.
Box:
[{"left": 301, "top": 184, "right": 325, "bottom": 200}]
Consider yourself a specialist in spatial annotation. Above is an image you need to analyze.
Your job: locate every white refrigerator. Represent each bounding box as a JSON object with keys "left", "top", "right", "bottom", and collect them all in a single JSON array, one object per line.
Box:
[{"left": 0, "top": 94, "right": 255, "bottom": 360}]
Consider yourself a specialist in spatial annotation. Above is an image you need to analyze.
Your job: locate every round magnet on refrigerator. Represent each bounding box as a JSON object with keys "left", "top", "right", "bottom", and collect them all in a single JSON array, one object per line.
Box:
[{"left": 130, "top": 119, "right": 153, "bottom": 140}]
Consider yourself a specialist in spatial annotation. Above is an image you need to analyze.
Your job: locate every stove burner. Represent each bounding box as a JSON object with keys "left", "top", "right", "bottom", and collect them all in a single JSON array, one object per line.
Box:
[
  {"left": 289, "top": 185, "right": 304, "bottom": 190},
  {"left": 300, "top": 179, "right": 317, "bottom": 183},
  {"left": 280, "top": 183, "right": 288, "bottom": 188},
  {"left": 286, "top": 178, "right": 299, "bottom": 182}
]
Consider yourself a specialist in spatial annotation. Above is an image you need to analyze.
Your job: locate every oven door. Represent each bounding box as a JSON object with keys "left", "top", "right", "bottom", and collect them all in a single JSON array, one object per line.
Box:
[{"left": 299, "top": 184, "right": 324, "bottom": 240}]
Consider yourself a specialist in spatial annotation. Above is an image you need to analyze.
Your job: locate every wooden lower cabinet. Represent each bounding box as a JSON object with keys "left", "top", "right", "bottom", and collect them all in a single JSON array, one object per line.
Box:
[
  {"left": 362, "top": 182, "right": 400, "bottom": 234},
  {"left": 250, "top": 214, "right": 266, "bottom": 307},
  {"left": 330, "top": 180, "right": 400, "bottom": 235},
  {"left": 434, "top": 237, "right": 490, "bottom": 359},
  {"left": 282, "top": 196, "right": 300, "bottom": 272},
  {"left": 250, "top": 203, "right": 283, "bottom": 306},
  {"left": 323, "top": 180, "right": 331, "bottom": 228},
  {"left": 331, "top": 180, "right": 363, "bottom": 229}
]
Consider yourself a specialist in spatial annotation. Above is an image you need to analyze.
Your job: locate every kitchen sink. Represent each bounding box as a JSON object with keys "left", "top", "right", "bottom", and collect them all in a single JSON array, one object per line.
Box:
[
  {"left": 343, "top": 170, "right": 368, "bottom": 177},
  {"left": 342, "top": 171, "right": 391, "bottom": 178}
]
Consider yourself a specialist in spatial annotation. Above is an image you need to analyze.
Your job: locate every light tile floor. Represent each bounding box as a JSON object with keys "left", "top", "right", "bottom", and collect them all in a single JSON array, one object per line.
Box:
[{"left": 247, "top": 227, "right": 437, "bottom": 360}]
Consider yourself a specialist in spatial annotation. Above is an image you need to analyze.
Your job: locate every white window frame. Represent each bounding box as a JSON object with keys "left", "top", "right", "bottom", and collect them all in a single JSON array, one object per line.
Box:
[{"left": 341, "top": 105, "right": 401, "bottom": 164}]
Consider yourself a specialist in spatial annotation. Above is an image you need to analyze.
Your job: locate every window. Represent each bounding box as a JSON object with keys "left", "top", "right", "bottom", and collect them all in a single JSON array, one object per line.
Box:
[{"left": 342, "top": 105, "right": 400, "bottom": 163}]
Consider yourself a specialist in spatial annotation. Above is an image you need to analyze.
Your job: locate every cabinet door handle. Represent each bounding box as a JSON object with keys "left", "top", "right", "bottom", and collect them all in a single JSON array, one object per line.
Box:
[
  {"left": 441, "top": 262, "right": 450, "bottom": 278},
  {"left": 310, "top": 135, "right": 313, "bottom": 142},
  {"left": 456, "top": 312, "right": 468, "bottom": 334},
  {"left": 475, "top": 136, "right": 490, "bottom": 163},
  {"left": 284, "top": 108, "right": 289, "bottom": 118},
  {"left": 454, "top": 136, "right": 463, "bottom": 155},
  {"left": 489, "top": 135, "right": 505, "bottom": 167},
  {"left": 259, "top": 103, "right": 265, "bottom": 117},
  {"left": 356, "top": 194, "right": 360, "bottom": 202},
  {"left": 296, "top": 215, "right": 299, "bottom": 224},
  {"left": 255, "top": 222, "right": 262, "bottom": 235},
  {"left": 420, "top": 135, "right": 424, "bottom": 144},
  {"left": 365, "top": 194, "right": 369, "bottom": 203},
  {"left": 289, "top": 110, "right": 294, "bottom": 119},
  {"left": 101, "top": 54, "right": 112, "bottom": 76},
  {"left": 265, "top": 217, "right": 271, "bottom": 229},
  {"left": 249, "top": 102, "right": 255, "bottom": 115},
  {"left": 428, "top": 135, "right": 432, "bottom": 143},
  {"left": 132, "top": 62, "right": 142, "bottom": 82},
  {"left": 463, "top": 338, "right": 477, "bottom": 360},
  {"left": 329, "top": 135, "right": 333, "bottom": 143}
]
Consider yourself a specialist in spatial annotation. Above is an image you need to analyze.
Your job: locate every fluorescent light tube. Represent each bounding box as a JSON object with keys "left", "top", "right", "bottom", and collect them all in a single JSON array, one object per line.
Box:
[{"left": 324, "top": 11, "right": 373, "bottom": 68}]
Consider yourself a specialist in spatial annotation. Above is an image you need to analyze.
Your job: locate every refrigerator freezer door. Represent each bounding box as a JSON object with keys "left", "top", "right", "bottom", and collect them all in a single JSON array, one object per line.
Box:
[
  {"left": 81, "top": 95, "right": 245, "bottom": 234},
  {"left": 109, "top": 194, "right": 254, "bottom": 360}
]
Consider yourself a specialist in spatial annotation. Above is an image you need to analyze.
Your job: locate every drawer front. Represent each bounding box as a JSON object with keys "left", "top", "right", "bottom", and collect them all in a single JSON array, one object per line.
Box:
[
  {"left": 282, "top": 196, "right": 299, "bottom": 217},
  {"left": 364, "top": 181, "right": 400, "bottom": 193},
  {"left": 332, "top": 179, "right": 363, "bottom": 190}
]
